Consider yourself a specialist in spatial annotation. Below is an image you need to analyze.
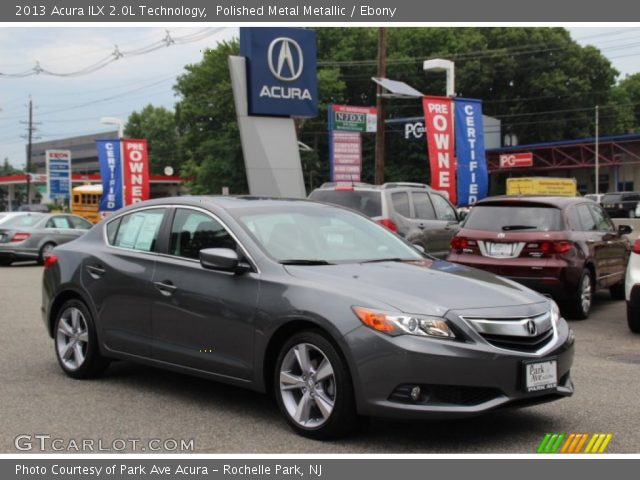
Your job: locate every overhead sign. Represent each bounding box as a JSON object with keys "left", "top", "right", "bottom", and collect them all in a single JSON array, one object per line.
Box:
[
  {"left": 122, "top": 139, "right": 150, "bottom": 205},
  {"left": 454, "top": 99, "right": 488, "bottom": 206},
  {"left": 240, "top": 27, "right": 318, "bottom": 117},
  {"left": 330, "top": 104, "right": 377, "bottom": 132},
  {"left": 45, "top": 150, "right": 71, "bottom": 202},
  {"left": 330, "top": 131, "right": 362, "bottom": 182},
  {"left": 96, "top": 140, "right": 123, "bottom": 214},
  {"left": 500, "top": 152, "right": 533, "bottom": 168},
  {"left": 422, "top": 96, "right": 457, "bottom": 204}
]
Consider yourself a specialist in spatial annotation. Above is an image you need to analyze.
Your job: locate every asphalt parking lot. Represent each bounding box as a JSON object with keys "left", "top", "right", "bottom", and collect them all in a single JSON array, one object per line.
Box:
[{"left": 1, "top": 263, "right": 639, "bottom": 453}]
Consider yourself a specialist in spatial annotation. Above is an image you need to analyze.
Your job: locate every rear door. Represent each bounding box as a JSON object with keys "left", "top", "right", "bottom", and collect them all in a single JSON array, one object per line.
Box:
[
  {"left": 575, "top": 203, "right": 609, "bottom": 285},
  {"left": 150, "top": 207, "right": 259, "bottom": 380},
  {"left": 44, "top": 215, "right": 82, "bottom": 245},
  {"left": 407, "top": 191, "right": 457, "bottom": 258}
]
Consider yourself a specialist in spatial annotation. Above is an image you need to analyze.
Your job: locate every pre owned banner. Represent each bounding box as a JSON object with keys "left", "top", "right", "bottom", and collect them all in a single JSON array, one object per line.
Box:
[
  {"left": 97, "top": 140, "right": 123, "bottom": 214},
  {"left": 422, "top": 96, "right": 456, "bottom": 204},
  {"left": 122, "top": 139, "right": 150, "bottom": 205},
  {"left": 454, "top": 98, "right": 488, "bottom": 206}
]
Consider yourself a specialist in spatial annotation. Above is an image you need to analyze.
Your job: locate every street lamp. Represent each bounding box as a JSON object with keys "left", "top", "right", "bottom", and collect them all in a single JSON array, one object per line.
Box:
[
  {"left": 100, "top": 116, "right": 124, "bottom": 139},
  {"left": 423, "top": 58, "right": 455, "bottom": 97}
]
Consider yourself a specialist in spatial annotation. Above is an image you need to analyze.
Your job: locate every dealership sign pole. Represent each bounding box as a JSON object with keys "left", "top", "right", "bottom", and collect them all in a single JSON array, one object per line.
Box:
[{"left": 45, "top": 150, "right": 71, "bottom": 209}]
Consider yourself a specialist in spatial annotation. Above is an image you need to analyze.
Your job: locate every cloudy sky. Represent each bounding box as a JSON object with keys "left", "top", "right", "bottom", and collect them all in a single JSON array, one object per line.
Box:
[{"left": 1, "top": 26, "right": 639, "bottom": 169}]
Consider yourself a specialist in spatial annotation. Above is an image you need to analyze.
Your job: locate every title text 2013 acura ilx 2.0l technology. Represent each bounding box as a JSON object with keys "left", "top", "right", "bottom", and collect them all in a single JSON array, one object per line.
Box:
[{"left": 42, "top": 197, "right": 575, "bottom": 439}]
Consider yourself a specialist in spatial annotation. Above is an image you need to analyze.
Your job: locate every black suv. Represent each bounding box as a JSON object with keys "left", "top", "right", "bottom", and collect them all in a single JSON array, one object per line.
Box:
[
  {"left": 309, "top": 182, "right": 460, "bottom": 258},
  {"left": 602, "top": 192, "right": 640, "bottom": 218}
]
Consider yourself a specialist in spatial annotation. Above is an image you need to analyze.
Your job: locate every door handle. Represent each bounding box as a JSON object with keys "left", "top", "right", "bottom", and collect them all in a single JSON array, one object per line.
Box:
[
  {"left": 154, "top": 281, "right": 177, "bottom": 296},
  {"left": 86, "top": 265, "right": 106, "bottom": 279}
]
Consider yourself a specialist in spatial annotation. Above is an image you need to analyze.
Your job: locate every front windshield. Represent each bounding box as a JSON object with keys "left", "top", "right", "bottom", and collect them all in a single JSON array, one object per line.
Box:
[{"left": 235, "top": 205, "right": 422, "bottom": 263}]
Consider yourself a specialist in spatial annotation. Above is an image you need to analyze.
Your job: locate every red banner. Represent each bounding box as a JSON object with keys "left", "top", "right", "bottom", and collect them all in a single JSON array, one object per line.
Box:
[
  {"left": 422, "top": 96, "right": 456, "bottom": 204},
  {"left": 499, "top": 152, "right": 533, "bottom": 168},
  {"left": 122, "top": 139, "right": 150, "bottom": 205}
]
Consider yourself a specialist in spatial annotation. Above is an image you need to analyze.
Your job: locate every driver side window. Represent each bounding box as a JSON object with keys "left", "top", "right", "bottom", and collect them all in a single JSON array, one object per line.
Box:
[
  {"left": 430, "top": 194, "right": 457, "bottom": 222},
  {"left": 169, "top": 209, "right": 237, "bottom": 260}
]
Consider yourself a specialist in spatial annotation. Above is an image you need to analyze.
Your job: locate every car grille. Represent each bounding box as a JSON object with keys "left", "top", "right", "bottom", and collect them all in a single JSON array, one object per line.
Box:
[
  {"left": 461, "top": 312, "right": 555, "bottom": 354},
  {"left": 390, "top": 384, "right": 502, "bottom": 406}
]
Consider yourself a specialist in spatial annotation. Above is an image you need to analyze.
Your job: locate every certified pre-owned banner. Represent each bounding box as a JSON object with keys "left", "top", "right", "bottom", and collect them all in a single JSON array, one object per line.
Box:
[
  {"left": 454, "top": 98, "right": 488, "bottom": 206},
  {"left": 96, "top": 139, "right": 123, "bottom": 214},
  {"left": 122, "top": 139, "right": 150, "bottom": 205},
  {"left": 422, "top": 96, "right": 456, "bottom": 204}
]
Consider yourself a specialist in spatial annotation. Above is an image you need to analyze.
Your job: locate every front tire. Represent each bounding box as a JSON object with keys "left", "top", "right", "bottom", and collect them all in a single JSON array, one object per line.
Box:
[
  {"left": 627, "top": 302, "right": 640, "bottom": 333},
  {"left": 54, "top": 299, "right": 109, "bottom": 379},
  {"left": 564, "top": 269, "right": 593, "bottom": 320},
  {"left": 274, "top": 330, "right": 357, "bottom": 440}
]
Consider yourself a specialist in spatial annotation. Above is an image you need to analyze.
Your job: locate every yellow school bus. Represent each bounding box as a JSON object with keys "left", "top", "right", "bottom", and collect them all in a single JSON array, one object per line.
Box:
[{"left": 71, "top": 184, "right": 103, "bottom": 224}]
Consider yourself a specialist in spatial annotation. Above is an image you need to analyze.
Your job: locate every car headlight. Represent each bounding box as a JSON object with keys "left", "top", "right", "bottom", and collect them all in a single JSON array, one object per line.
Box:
[
  {"left": 549, "top": 299, "right": 561, "bottom": 327},
  {"left": 352, "top": 306, "right": 456, "bottom": 339}
]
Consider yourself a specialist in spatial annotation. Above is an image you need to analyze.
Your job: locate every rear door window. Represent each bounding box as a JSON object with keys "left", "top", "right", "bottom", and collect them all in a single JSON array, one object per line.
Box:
[
  {"left": 411, "top": 192, "right": 436, "bottom": 220},
  {"left": 391, "top": 192, "right": 410, "bottom": 217},
  {"left": 46, "top": 216, "right": 72, "bottom": 229},
  {"left": 576, "top": 204, "right": 597, "bottom": 231},
  {"left": 309, "top": 190, "right": 382, "bottom": 217},
  {"left": 464, "top": 204, "right": 564, "bottom": 231},
  {"left": 113, "top": 209, "right": 166, "bottom": 252},
  {"left": 588, "top": 204, "right": 615, "bottom": 232}
]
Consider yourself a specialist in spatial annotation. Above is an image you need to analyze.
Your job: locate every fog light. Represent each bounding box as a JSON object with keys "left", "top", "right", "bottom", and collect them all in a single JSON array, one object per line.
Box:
[
  {"left": 567, "top": 329, "right": 576, "bottom": 346},
  {"left": 410, "top": 386, "right": 421, "bottom": 402}
]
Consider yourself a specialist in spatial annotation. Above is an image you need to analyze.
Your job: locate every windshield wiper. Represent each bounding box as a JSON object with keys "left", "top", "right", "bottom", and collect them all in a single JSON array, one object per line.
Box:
[
  {"left": 501, "top": 225, "right": 538, "bottom": 231},
  {"left": 360, "top": 257, "right": 410, "bottom": 263},
  {"left": 279, "top": 259, "right": 334, "bottom": 265}
]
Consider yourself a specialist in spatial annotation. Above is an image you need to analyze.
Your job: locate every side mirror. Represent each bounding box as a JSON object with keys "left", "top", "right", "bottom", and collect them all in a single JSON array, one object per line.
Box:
[
  {"left": 199, "top": 248, "right": 250, "bottom": 274},
  {"left": 412, "top": 243, "right": 425, "bottom": 253},
  {"left": 457, "top": 210, "right": 468, "bottom": 222},
  {"left": 618, "top": 224, "right": 633, "bottom": 236}
]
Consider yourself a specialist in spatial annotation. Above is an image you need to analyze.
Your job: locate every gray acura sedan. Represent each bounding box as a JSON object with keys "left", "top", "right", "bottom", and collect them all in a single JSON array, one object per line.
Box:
[{"left": 41, "top": 197, "right": 575, "bottom": 439}]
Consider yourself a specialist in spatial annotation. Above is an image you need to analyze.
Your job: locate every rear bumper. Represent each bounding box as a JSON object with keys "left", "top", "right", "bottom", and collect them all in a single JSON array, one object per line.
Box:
[
  {"left": 0, "top": 244, "right": 38, "bottom": 260},
  {"left": 447, "top": 253, "right": 580, "bottom": 300}
]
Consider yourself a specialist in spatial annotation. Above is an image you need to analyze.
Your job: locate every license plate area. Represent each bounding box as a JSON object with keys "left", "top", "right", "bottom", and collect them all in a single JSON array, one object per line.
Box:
[
  {"left": 522, "top": 358, "right": 558, "bottom": 392},
  {"left": 486, "top": 242, "right": 514, "bottom": 257}
]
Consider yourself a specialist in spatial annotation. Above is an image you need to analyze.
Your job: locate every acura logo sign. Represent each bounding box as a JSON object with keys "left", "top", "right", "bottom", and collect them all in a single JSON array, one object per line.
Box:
[
  {"left": 526, "top": 320, "right": 537, "bottom": 336},
  {"left": 268, "top": 37, "right": 304, "bottom": 81}
]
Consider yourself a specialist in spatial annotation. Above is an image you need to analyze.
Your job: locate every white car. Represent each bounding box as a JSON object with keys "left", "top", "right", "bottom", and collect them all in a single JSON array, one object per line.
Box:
[
  {"left": 625, "top": 238, "right": 640, "bottom": 333},
  {"left": 0, "top": 212, "right": 24, "bottom": 225},
  {"left": 635, "top": 203, "right": 640, "bottom": 218}
]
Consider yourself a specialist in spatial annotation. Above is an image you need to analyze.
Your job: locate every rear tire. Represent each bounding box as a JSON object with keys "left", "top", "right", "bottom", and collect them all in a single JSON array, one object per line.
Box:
[
  {"left": 37, "top": 242, "right": 56, "bottom": 265},
  {"left": 564, "top": 269, "right": 593, "bottom": 320},
  {"left": 610, "top": 281, "right": 625, "bottom": 300},
  {"left": 0, "top": 258, "right": 12, "bottom": 266},
  {"left": 53, "top": 299, "right": 109, "bottom": 379},
  {"left": 274, "top": 330, "right": 358, "bottom": 440},
  {"left": 627, "top": 302, "right": 640, "bottom": 333}
]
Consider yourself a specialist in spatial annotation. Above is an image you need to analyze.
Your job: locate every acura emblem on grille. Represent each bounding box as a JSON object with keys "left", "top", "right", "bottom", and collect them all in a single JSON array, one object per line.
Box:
[{"left": 526, "top": 320, "right": 537, "bottom": 335}]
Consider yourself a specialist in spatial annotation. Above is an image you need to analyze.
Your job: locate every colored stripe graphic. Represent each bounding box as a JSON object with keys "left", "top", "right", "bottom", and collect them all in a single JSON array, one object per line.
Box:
[{"left": 537, "top": 433, "right": 613, "bottom": 453}]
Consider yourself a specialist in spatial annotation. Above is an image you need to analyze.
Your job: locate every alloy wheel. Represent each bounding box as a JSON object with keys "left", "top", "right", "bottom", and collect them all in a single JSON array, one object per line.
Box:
[
  {"left": 56, "top": 307, "right": 89, "bottom": 371},
  {"left": 279, "top": 343, "right": 336, "bottom": 429},
  {"left": 581, "top": 275, "right": 592, "bottom": 314}
]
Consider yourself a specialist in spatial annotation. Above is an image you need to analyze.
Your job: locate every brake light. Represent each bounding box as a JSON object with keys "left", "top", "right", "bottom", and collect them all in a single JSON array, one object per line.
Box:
[
  {"left": 450, "top": 236, "right": 468, "bottom": 250},
  {"left": 10, "top": 232, "right": 30, "bottom": 242},
  {"left": 43, "top": 254, "right": 58, "bottom": 269},
  {"left": 334, "top": 186, "right": 354, "bottom": 191},
  {"left": 377, "top": 218, "right": 397, "bottom": 232},
  {"left": 533, "top": 240, "right": 573, "bottom": 255},
  {"left": 632, "top": 239, "right": 640, "bottom": 254}
]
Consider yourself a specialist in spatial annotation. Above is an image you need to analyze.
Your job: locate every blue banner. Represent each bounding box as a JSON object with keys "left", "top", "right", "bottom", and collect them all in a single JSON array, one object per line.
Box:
[
  {"left": 454, "top": 99, "right": 488, "bottom": 206},
  {"left": 96, "top": 140, "right": 123, "bottom": 213},
  {"left": 240, "top": 27, "right": 317, "bottom": 117},
  {"left": 46, "top": 150, "right": 71, "bottom": 201}
]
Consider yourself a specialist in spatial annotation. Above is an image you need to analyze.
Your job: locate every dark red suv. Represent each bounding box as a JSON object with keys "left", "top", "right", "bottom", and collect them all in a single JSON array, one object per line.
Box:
[{"left": 447, "top": 196, "right": 632, "bottom": 319}]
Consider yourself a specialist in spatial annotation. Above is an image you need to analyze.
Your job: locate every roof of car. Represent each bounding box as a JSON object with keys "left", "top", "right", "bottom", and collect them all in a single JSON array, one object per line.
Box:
[
  {"left": 475, "top": 195, "right": 590, "bottom": 208},
  {"left": 116, "top": 195, "right": 323, "bottom": 212}
]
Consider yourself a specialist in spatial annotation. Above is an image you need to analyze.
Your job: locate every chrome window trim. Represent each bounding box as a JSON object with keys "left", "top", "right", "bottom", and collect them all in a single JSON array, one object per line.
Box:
[{"left": 103, "top": 204, "right": 260, "bottom": 274}]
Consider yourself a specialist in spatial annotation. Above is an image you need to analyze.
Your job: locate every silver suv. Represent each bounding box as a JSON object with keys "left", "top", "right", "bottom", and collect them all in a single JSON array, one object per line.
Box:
[{"left": 309, "top": 182, "right": 460, "bottom": 258}]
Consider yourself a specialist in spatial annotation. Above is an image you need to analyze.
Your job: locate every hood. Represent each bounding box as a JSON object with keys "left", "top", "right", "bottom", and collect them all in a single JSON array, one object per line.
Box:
[{"left": 284, "top": 259, "right": 547, "bottom": 316}]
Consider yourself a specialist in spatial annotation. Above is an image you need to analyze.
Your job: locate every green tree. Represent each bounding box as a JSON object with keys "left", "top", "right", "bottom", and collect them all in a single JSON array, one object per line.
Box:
[
  {"left": 124, "top": 105, "right": 180, "bottom": 175},
  {"left": 611, "top": 73, "right": 640, "bottom": 132}
]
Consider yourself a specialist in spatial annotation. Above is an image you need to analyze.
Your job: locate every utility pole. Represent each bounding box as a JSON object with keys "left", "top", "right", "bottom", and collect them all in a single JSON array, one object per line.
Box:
[
  {"left": 26, "top": 97, "right": 33, "bottom": 203},
  {"left": 374, "top": 27, "right": 387, "bottom": 185},
  {"left": 595, "top": 105, "right": 599, "bottom": 195}
]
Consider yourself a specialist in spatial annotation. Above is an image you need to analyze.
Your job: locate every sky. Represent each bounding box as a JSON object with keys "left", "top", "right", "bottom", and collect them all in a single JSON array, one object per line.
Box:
[{"left": 1, "top": 26, "right": 639, "bottom": 169}]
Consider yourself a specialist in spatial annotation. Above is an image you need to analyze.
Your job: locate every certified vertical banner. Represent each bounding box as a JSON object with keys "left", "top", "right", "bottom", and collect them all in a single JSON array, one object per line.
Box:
[
  {"left": 96, "top": 140, "right": 123, "bottom": 214},
  {"left": 122, "top": 139, "right": 150, "bottom": 205},
  {"left": 454, "top": 98, "right": 488, "bottom": 206},
  {"left": 45, "top": 150, "right": 71, "bottom": 203},
  {"left": 422, "top": 96, "right": 456, "bottom": 204}
]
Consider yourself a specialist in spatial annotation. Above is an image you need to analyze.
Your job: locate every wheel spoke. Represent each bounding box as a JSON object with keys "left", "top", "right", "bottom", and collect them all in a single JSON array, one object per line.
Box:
[
  {"left": 314, "top": 391, "right": 334, "bottom": 419},
  {"left": 293, "top": 392, "right": 313, "bottom": 424},
  {"left": 77, "top": 331, "right": 88, "bottom": 343},
  {"left": 73, "top": 342, "right": 85, "bottom": 366},
  {"left": 70, "top": 309, "right": 80, "bottom": 330},
  {"left": 61, "top": 341, "right": 74, "bottom": 360},
  {"left": 58, "top": 318, "right": 74, "bottom": 337},
  {"left": 294, "top": 344, "right": 312, "bottom": 374},
  {"left": 314, "top": 358, "right": 334, "bottom": 382},
  {"left": 280, "top": 371, "right": 305, "bottom": 391}
]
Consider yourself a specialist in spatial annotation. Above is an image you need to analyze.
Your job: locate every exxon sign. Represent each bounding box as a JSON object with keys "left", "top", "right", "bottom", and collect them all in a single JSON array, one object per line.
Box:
[{"left": 240, "top": 27, "right": 318, "bottom": 117}]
